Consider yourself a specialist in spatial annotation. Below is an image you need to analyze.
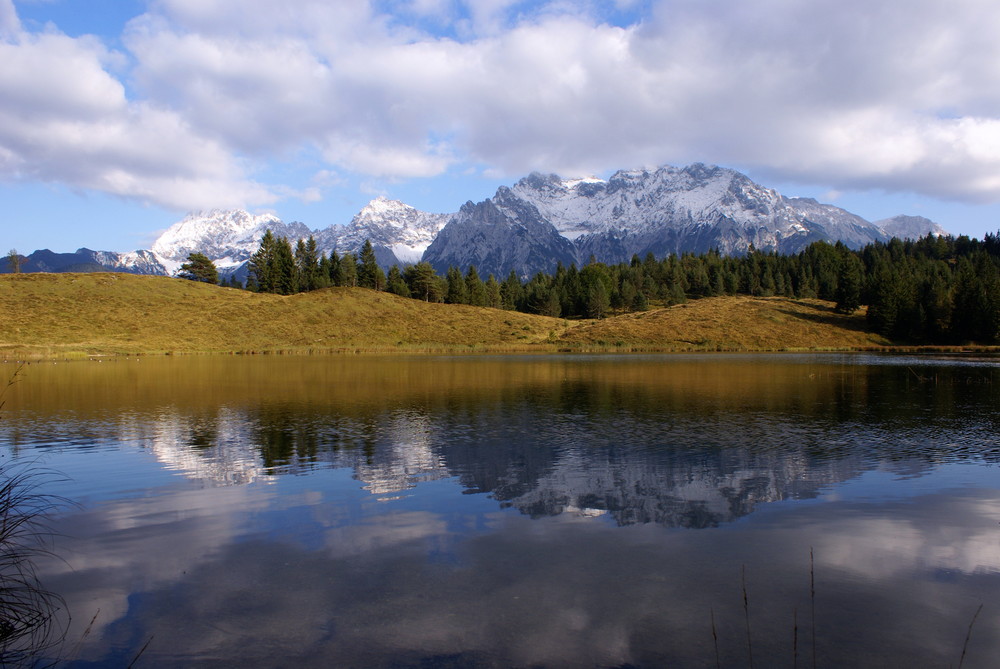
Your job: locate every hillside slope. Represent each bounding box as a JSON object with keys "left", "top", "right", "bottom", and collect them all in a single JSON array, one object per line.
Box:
[
  {"left": 0, "top": 273, "right": 566, "bottom": 357},
  {"left": 0, "top": 274, "right": 889, "bottom": 358}
]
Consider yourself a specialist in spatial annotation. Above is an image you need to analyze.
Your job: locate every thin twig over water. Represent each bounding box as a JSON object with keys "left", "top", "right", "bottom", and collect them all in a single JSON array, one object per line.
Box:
[
  {"left": 742, "top": 564, "right": 754, "bottom": 669},
  {"left": 811, "top": 548, "right": 817, "bottom": 669},
  {"left": 957, "top": 603, "right": 983, "bottom": 669}
]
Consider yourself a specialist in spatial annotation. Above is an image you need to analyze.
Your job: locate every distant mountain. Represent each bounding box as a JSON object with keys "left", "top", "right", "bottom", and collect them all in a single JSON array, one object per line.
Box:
[
  {"left": 428, "top": 164, "right": 897, "bottom": 278},
  {"left": 875, "top": 215, "right": 948, "bottom": 240},
  {"left": 151, "top": 209, "right": 311, "bottom": 276},
  {"left": 0, "top": 248, "right": 166, "bottom": 275},
  {"left": 422, "top": 187, "right": 578, "bottom": 279},
  {"left": 316, "top": 197, "right": 449, "bottom": 269},
  {"left": 2, "top": 164, "right": 950, "bottom": 279}
]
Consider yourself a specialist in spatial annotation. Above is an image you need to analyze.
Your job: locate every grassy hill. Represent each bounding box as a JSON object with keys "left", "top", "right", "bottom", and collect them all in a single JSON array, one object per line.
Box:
[{"left": 0, "top": 273, "right": 890, "bottom": 358}]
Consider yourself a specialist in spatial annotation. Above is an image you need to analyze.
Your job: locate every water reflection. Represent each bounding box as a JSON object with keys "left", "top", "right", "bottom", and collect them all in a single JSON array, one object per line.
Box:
[{"left": 1, "top": 355, "right": 999, "bottom": 667}]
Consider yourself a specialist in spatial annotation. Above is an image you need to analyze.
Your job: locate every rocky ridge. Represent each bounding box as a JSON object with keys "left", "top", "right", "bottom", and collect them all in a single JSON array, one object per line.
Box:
[{"left": 1, "top": 164, "right": 948, "bottom": 279}]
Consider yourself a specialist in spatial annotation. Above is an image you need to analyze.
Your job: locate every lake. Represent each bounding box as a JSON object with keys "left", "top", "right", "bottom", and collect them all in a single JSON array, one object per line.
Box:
[{"left": 1, "top": 353, "right": 999, "bottom": 668}]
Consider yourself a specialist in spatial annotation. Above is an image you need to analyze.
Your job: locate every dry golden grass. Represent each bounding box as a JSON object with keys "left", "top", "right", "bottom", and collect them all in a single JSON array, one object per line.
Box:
[
  {"left": 0, "top": 273, "right": 894, "bottom": 358},
  {"left": 557, "top": 296, "right": 891, "bottom": 351},
  {"left": 0, "top": 273, "right": 567, "bottom": 357}
]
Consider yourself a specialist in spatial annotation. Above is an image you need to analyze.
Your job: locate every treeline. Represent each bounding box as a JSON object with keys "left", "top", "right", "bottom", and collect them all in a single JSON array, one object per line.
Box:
[{"left": 233, "top": 229, "right": 1000, "bottom": 344}]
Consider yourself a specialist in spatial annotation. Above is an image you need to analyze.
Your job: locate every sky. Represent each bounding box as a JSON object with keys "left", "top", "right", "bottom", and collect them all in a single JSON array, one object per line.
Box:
[{"left": 3, "top": 0, "right": 1000, "bottom": 254}]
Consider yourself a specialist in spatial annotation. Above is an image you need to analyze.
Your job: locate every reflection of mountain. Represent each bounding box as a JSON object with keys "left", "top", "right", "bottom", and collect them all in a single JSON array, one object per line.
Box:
[
  {"left": 496, "top": 448, "right": 861, "bottom": 528},
  {"left": 73, "top": 357, "right": 999, "bottom": 525},
  {"left": 129, "top": 409, "right": 273, "bottom": 486},
  {"left": 352, "top": 412, "right": 450, "bottom": 499},
  {"left": 127, "top": 400, "right": 869, "bottom": 527}
]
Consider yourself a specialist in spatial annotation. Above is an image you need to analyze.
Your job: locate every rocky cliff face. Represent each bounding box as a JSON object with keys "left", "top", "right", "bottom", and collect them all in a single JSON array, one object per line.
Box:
[
  {"left": 4, "top": 164, "right": 949, "bottom": 278},
  {"left": 422, "top": 187, "right": 578, "bottom": 279}
]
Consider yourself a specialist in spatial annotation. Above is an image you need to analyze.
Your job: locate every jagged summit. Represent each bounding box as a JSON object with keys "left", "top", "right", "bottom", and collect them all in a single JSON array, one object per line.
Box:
[{"left": 3, "top": 163, "right": 950, "bottom": 279}]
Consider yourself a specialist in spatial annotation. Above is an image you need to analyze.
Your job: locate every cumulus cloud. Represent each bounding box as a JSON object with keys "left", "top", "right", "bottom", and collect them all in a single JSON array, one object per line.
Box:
[
  {"left": 0, "top": 11, "right": 275, "bottom": 210},
  {"left": 5, "top": 0, "right": 1000, "bottom": 211}
]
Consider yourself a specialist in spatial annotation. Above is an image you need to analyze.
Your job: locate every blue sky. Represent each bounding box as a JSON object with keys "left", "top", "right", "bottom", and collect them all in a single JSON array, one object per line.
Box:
[{"left": 3, "top": 0, "right": 1000, "bottom": 253}]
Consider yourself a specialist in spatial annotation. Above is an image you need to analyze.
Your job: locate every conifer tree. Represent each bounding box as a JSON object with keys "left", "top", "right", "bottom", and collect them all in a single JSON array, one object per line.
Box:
[
  {"left": 248, "top": 230, "right": 277, "bottom": 293},
  {"left": 274, "top": 236, "right": 297, "bottom": 294},
  {"left": 386, "top": 265, "right": 410, "bottom": 297},
  {"left": 340, "top": 252, "right": 358, "bottom": 287},
  {"left": 465, "top": 265, "right": 487, "bottom": 307},
  {"left": 445, "top": 266, "right": 469, "bottom": 304},
  {"left": 295, "top": 236, "right": 321, "bottom": 292},
  {"left": 178, "top": 252, "right": 219, "bottom": 284},
  {"left": 329, "top": 250, "right": 343, "bottom": 286},
  {"left": 484, "top": 274, "right": 502, "bottom": 309},
  {"left": 404, "top": 262, "right": 441, "bottom": 302},
  {"left": 587, "top": 280, "right": 610, "bottom": 319},
  {"left": 834, "top": 254, "right": 864, "bottom": 313},
  {"left": 357, "top": 240, "right": 384, "bottom": 289},
  {"left": 501, "top": 271, "right": 523, "bottom": 310},
  {"left": 317, "top": 252, "right": 332, "bottom": 289}
]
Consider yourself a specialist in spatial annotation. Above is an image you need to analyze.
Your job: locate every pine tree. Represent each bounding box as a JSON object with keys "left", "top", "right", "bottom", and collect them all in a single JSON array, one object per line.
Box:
[
  {"left": 834, "top": 254, "right": 864, "bottom": 314},
  {"left": 465, "top": 265, "right": 487, "bottom": 307},
  {"left": 445, "top": 266, "right": 469, "bottom": 304},
  {"left": 274, "top": 236, "right": 297, "bottom": 295},
  {"left": 178, "top": 252, "right": 219, "bottom": 284},
  {"left": 386, "top": 265, "right": 410, "bottom": 297},
  {"left": 501, "top": 271, "right": 523, "bottom": 310},
  {"left": 295, "top": 236, "right": 321, "bottom": 292},
  {"left": 248, "top": 230, "right": 277, "bottom": 293},
  {"left": 587, "top": 280, "right": 610, "bottom": 319},
  {"left": 484, "top": 274, "right": 502, "bottom": 309},
  {"left": 317, "top": 252, "right": 332, "bottom": 289},
  {"left": 403, "top": 262, "right": 441, "bottom": 302},
  {"left": 357, "top": 240, "right": 382, "bottom": 289},
  {"left": 340, "top": 252, "right": 358, "bottom": 287}
]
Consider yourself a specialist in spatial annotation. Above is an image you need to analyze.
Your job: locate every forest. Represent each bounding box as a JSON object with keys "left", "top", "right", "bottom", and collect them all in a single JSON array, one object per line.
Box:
[{"left": 221, "top": 228, "right": 1000, "bottom": 345}]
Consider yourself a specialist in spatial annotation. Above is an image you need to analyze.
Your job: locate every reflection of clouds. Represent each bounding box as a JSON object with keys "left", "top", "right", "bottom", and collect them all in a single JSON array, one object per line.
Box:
[
  {"left": 37, "top": 484, "right": 276, "bottom": 653},
  {"left": 119, "top": 407, "right": 272, "bottom": 486},
  {"left": 33, "top": 483, "right": 1000, "bottom": 667},
  {"left": 321, "top": 510, "right": 449, "bottom": 557},
  {"left": 813, "top": 493, "right": 1000, "bottom": 577},
  {"left": 352, "top": 410, "right": 451, "bottom": 499}
]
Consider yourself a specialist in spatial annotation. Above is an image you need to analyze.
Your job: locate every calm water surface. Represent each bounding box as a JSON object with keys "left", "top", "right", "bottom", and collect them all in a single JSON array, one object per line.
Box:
[{"left": 1, "top": 354, "right": 999, "bottom": 667}]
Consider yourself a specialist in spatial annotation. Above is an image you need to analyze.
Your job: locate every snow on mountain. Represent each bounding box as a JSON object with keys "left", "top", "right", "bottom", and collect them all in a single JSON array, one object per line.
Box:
[
  {"left": 151, "top": 209, "right": 309, "bottom": 274},
  {"left": 6, "top": 163, "right": 952, "bottom": 281},
  {"left": 502, "top": 163, "right": 886, "bottom": 265},
  {"left": 427, "top": 163, "right": 903, "bottom": 275},
  {"left": 88, "top": 249, "right": 168, "bottom": 275},
  {"left": 423, "top": 187, "right": 577, "bottom": 279},
  {"left": 321, "top": 197, "right": 450, "bottom": 266}
]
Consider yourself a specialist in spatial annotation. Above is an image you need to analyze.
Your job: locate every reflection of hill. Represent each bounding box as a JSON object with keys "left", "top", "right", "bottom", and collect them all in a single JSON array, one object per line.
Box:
[
  {"left": 132, "top": 398, "right": 871, "bottom": 527},
  {"left": 11, "top": 355, "right": 998, "bottom": 521}
]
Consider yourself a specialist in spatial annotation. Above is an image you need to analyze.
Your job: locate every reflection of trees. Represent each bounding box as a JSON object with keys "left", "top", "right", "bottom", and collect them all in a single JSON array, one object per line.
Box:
[{"left": 115, "top": 359, "right": 1000, "bottom": 524}]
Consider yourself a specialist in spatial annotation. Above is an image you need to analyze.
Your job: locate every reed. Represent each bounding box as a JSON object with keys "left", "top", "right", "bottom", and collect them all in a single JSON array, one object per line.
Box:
[
  {"left": 0, "top": 364, "right": 70, "bottom": 664},
  {"left": 0, "top": 463, "right": 69, "bottom": 664}
]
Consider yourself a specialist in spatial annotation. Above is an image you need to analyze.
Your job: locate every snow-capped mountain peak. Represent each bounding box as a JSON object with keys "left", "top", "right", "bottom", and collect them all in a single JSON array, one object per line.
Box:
[
  {"left": 151, "top": 209, "right": 310, "bottom": 274},
  {"left": 9, "top": 162, "right": 949, "bottom": 281}
]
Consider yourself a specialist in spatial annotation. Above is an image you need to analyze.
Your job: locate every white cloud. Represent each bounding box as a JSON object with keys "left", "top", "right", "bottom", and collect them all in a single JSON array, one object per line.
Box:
[
  {"left": 6, "top": 0, "right": 1000, "bottom": 212},
  {"left": 0, "top": 0, "right": 18, "bottom": 37},
  {"left": 0, "top": 12, "right": 276, "bottom": 210}
]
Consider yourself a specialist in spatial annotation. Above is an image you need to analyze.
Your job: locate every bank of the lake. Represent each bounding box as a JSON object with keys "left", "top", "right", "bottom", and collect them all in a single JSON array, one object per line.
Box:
[{"left": 2, "top": 272, "right": 898, "bottom": 358}]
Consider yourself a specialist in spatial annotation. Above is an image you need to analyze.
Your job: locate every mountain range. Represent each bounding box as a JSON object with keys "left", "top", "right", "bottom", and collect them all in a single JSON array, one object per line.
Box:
[{"left": 3, "top": 163, "right": 948, "bottom": 280}]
